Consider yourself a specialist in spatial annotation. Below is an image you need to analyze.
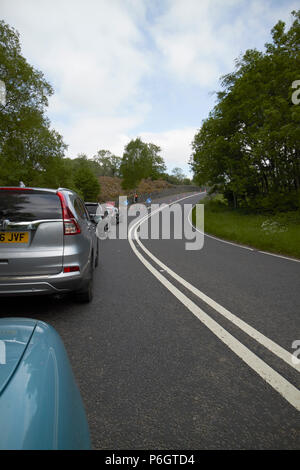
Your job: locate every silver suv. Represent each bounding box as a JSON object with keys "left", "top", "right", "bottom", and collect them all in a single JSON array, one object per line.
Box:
[{"left": 0, "top": 187, "right": 99, "bottom": 302}]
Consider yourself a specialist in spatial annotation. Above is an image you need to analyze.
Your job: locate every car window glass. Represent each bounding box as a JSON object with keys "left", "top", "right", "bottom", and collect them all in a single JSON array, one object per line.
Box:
[
  {"left": 83, "top": 205, "right": 91, "bottom": 221},
  {"left": 85, "top": 204, "right": 97, "bottom": 214},
  {"left": 74, "top": 198, "right": 87, "bottom": 220},
  {"left": 0, "top": 190, "right": 62, "bottom": 222}
]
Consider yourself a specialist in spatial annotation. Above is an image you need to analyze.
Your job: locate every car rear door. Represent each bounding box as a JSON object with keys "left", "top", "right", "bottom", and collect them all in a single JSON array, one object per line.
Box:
[{"left": 0, "top": 189, "right": 64, "bottom": 276}]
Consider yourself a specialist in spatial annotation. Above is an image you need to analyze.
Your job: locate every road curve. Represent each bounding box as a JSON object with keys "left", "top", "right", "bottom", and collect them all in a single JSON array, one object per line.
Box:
[{"left": 1, "top": 192, "right": 299, "bottom": 449}]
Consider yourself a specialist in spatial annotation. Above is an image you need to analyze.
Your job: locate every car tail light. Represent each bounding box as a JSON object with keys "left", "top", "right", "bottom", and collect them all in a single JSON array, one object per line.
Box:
[
  {"left": 63, "top": 266, "right": 80, "bottom": 273},
  {"left": 57, "top": 191, "right": 81, "bottom": 235}
]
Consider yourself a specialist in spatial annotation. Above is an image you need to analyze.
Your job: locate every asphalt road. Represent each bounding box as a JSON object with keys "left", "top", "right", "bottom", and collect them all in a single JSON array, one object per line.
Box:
[{"left": 1, "top": 192, "right": 299, "bottom": 449}]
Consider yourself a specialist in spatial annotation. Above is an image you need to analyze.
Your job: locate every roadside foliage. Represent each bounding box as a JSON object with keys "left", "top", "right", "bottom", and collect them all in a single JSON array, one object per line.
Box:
[{"left": 190, "top": 10, "right": 300, "bottom": 212}]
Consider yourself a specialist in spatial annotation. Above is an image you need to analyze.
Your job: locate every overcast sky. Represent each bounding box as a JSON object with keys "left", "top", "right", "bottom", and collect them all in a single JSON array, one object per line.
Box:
[{"left": 1, "top": 0, "right": 298, "bottom": 176}]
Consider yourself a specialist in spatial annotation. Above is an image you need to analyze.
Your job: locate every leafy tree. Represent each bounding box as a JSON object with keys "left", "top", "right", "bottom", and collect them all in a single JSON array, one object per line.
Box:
[
  {"left": 93, "top": 150, "right": 122, "bottom": 177},
  {"left": 120, "top": 138, "right": 166, "bottom": 189},
  {"left": 183, "top": 178, "right": 192, "bottom": 185},
  {"left": 0, "top": 20, "right": 67, "bottom": 186},
  {"left": 171, "top": 167, "right": 186, "bottom": 184},
  {"left": 190, "top": 10, "right": 300, "bottom": 210},
  {"left": 73, "top": 158, "right": 100, "bottom": 200}
]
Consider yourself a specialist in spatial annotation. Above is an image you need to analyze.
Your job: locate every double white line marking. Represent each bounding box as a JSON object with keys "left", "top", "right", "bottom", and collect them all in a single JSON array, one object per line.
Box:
[{"left": 128, "top": 194, "right": 300, "bottom": 411}]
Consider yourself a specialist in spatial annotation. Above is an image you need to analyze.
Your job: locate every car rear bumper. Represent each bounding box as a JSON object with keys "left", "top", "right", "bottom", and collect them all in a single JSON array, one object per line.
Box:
[{"left": 0, "top": 270, "right": 88, "bottom": 296}]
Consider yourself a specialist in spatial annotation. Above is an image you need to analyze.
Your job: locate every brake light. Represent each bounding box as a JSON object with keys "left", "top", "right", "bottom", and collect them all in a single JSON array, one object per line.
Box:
[
  {"left": 63, "top": 266, "right": 80, "bottom": 273},
  {"left": 57, "top": 191, "right": 81, "bottom": 235}
]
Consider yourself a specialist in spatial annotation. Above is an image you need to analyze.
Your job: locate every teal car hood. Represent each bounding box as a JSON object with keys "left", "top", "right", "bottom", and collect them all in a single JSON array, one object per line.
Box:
[
  {"left": 0, "top": 318, "right": 36, "bottom": 394},
  {"left": 0, "top": 318, "right": 91, "bottom": 450}
]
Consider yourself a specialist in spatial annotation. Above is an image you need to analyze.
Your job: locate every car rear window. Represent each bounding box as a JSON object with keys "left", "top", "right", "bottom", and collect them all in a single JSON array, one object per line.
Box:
[
  {"left": 0, "top": 190, "right": 62, "bottom": 222},
  {"left": 85, "top": 204, "right": 98, "bottom": 214}
]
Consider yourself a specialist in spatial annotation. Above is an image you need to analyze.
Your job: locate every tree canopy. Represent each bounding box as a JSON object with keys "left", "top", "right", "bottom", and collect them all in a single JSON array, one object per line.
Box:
[
  {"left": 0, "top": 20, "right": 68, "bottom": 187},
  {"left": 93, "top": 150, "right": 122, "bottom": 177},
  {"left": 190, "top": 10, "right": 300, "bottom": 211},
  {"left": 120, "top": 138, "right": 166, "bottom": 189}
]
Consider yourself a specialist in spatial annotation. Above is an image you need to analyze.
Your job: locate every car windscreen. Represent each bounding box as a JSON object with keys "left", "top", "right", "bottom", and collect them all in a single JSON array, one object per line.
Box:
[
  {"left": 85, "top": 204, "right": 98, "bottom": 214},
  {"left": 0, "top": 190, "right": 62, "bottom": 222}
]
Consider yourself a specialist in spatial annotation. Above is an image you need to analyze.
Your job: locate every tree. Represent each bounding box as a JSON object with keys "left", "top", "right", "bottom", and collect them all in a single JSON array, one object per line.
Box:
[
  {"left": 190, "top": 10, "right": 300, "bottom": 210},
  {"left": 120, "top": 138, "right": 166, "bottom": 189},
  {"left": 0, "top": 20, "right": 67, "bottom": 186},
  {"left": 171, "top": 167, "right": 186, "bottom": 184},
  {"left": 93, "top": 150, "right": 122, "bottom": 177},
  {"left": 73, "top": 158, "right": 100, "bottom": 200}
]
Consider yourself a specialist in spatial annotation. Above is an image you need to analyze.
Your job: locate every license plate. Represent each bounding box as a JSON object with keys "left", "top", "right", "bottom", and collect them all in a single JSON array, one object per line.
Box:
[{"left": 0, "top": 232, "right": 29, "bottom": 243}]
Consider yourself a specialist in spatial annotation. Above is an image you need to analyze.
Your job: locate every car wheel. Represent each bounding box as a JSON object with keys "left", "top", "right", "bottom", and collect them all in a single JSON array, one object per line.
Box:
[{"left": 75, "top": 262, "right": 94, "bottom": 303}]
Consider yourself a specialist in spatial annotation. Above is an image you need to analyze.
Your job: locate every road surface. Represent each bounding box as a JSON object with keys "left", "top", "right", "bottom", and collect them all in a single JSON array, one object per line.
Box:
[{"left": 1, "top": 192, "right": 299, "bottom": 449}]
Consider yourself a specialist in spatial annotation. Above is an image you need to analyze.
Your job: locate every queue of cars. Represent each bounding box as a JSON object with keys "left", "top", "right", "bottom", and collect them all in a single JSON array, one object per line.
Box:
[
  {"left": 0, "top": 187, "right": 99, "bottom": 303},
  {"left": 0, "top": 186, "right": 119, "bottom": 303},
  {"left": 85, "top": 201, "right": 120, "bottom": 226},
  {"left": 0, "top": 185, "right": 121, "bottom": 449}
]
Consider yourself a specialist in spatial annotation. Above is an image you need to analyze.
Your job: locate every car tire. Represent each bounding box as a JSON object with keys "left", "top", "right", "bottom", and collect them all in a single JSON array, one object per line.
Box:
[{"left": 75, "top": 261, "right": 94, "bottom": 303}]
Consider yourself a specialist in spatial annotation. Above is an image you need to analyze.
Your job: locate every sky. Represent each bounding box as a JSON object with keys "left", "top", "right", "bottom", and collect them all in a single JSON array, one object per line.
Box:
[{"left": 1, "top": 0, "right": 298, "bottom": 176}]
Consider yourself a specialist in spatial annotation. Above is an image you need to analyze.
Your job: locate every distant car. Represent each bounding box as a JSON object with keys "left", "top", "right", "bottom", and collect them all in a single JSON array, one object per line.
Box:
[
  {"left": 85, "top": 202, "right": 105, "bottom": 223},
  {"left": 103, "top": 203, "right": 119, "bottom": 224},
  {"left": 85, "top": 202, "right": 110, "bottom": 232},
  {"left": 0, "top": 318, "right": 91, "bottom": 449},
  {"left": 0, "top": 187, "right": 99, "bottom": 302}
]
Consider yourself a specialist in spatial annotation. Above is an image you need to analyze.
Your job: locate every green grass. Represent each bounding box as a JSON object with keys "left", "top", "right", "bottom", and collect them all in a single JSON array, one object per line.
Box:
[{"left": 192, "top": 195, "right": 300, "bottom": 259}]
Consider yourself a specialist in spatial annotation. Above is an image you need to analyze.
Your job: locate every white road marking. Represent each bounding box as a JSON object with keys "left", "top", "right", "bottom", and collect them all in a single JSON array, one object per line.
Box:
[
  {"left": 135, "top": 233, "right": 300, "bottom": 373},
  {"left": 187, "top": 205, "right": 254, "bottom": 251},
  {"left": 258, "top": 250, "right": 300, "bottom": 263},
  {"left": 128, "top": 193, "right": 300, "bottom": 411},
  {"left": 188, "top": 201, "right": 300, "bottom": 262},
  {"left": 204, "top": 232, "right": 254, "bottom": 250}
]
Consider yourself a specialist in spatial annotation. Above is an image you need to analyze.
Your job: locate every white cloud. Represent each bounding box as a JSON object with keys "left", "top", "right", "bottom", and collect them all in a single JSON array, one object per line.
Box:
[
  {"left": 149, "top": 0, "right": 299, "bottom": 86},
  {"left": 1, "top": 0, "right": 151, "bottom": 130},
  {"left": 139, "top": 128, "right": 197, "bottom": 176},
  {"left": 1, "top": 0, "right": 299, "bottom": 171},
  {"left": 149, "top": 0, "right": 239, "bottom": 86},
  {"left": 58, "top": 114, "right": 145, "bottom": 158}
]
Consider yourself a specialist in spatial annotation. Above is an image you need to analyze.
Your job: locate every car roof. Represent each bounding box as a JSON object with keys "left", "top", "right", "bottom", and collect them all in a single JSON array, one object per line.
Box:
[{"left": 0, "top": 186, "right": 75, "bottom": 195}]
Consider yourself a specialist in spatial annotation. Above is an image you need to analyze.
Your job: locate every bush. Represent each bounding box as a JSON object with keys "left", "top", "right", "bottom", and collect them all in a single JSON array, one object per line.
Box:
[{"left": 247, "top": 191, "right": 300, "bottom": 213}]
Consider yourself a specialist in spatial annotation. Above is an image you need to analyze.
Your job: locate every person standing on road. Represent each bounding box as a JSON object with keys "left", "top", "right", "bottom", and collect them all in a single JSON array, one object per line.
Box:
[{"left": 134, "top": 192, "right": 138, "bottom": 203}]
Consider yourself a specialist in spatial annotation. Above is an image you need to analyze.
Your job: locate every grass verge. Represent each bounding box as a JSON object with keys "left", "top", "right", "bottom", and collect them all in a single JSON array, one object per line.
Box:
[{"left": 192, "top": 195, "right": 300, "bottom": 259}]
